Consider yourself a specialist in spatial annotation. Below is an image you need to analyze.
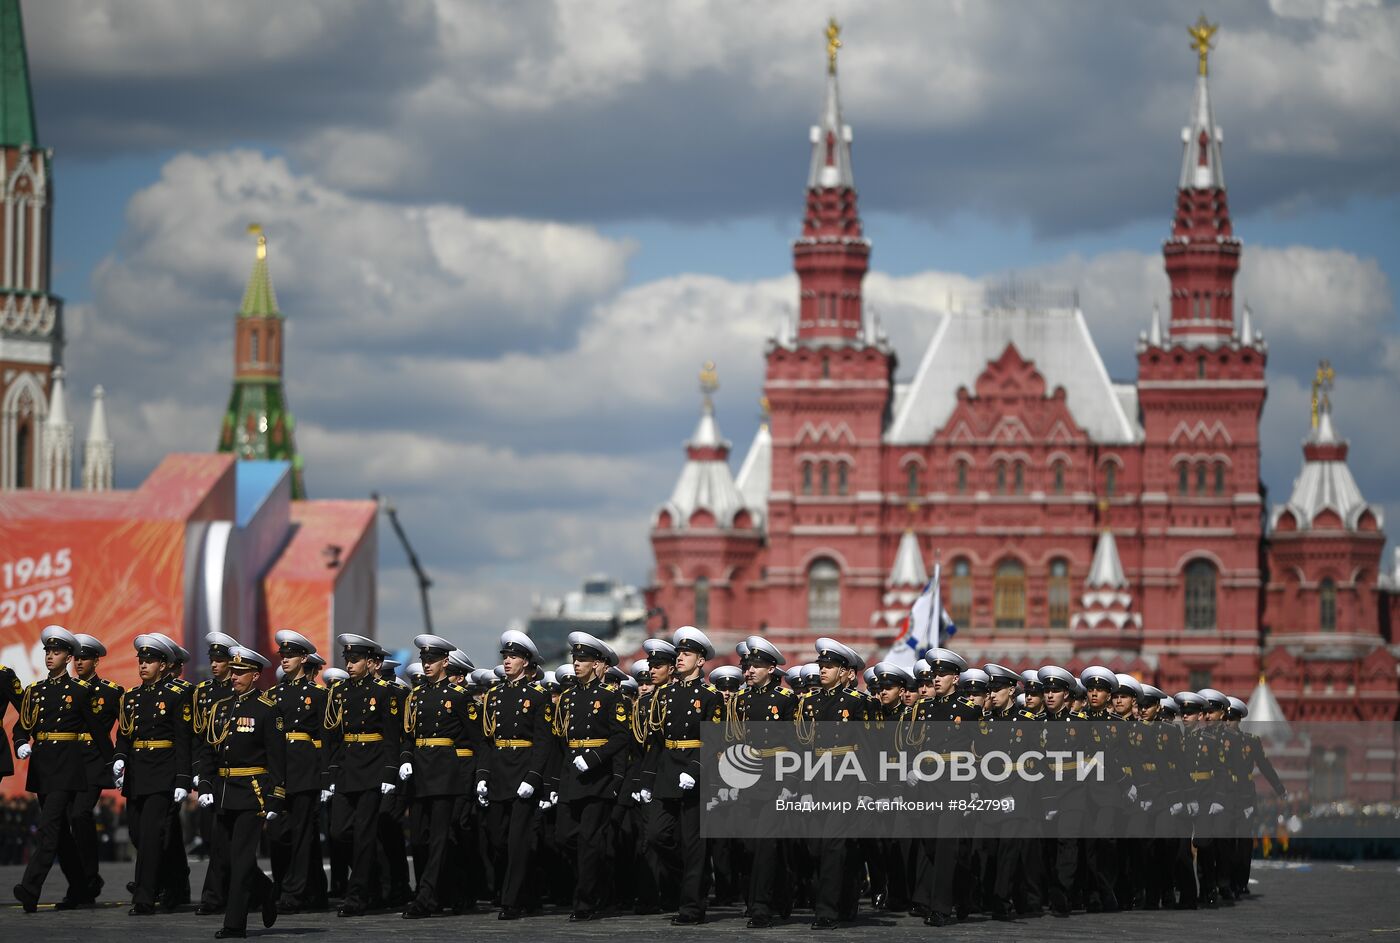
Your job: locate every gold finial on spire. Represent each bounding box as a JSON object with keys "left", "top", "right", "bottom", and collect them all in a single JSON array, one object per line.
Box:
[
  {"left": 825, "top": 17, "right": 842, "bottom": 74},
  {"left": 1310, "top": 359, "right": 1335, "bottom": 429},
  {"left": 699, "top": 360, "right": 719, "bottom": 406},
  {"left": 758, "top": 395, "right": 771, "bottom": 426},
  {"left": 1187, "top": 14, "right": 1218, "bottom": 77},
  {"left": 247, "top": 222, "right": 267, "bottom": 261}
]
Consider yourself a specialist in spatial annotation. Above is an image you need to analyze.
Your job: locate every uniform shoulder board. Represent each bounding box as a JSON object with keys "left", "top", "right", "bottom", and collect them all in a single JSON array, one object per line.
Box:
[
  {"left": 703, "top": 683, "right": 718, "bottom": 693},
  {"left": 602, "top": 682, "right": 618, "bottom": 692},
  {"left": 777, "top": 686, "right": 793, "bottom": 696},
  {"left": 195, "top": 679, "right": 210, "bottom": 690},
  {"left": 373, "top": 677, "right": 391, "bottom": 687},
  {"left": 449, "top": 683, "right": 467, "bottom": 695},
  {"left": 530, "top": 682, "right": 546, "bottom": 694},
  {"left": 956, "top": 695, "right": 976, "bottom": 708},
  {"left": 259, "top": 690, "right": 278, "bottom": 707},
  {"left": 1072, "top": 709, "right": 1090, "bottom": 720},
  {"left": 314, "top": 682, "right": 327, "bottom": 691},
  {"left": 1017, "top": 709, "right": 1039, "bottom": 720},
  {"left": 845, "top": 689, "right": 863, "bottom": 699},
  {"left": 73, "top": 676, "right": 92, "bottom": 689}
]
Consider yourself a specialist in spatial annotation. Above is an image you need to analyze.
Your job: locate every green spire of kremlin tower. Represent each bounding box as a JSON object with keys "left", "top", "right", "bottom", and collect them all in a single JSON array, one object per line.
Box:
[
  {"left": 218, "top": 224, "right": 305, "bottom": 498},
  {"left": 0, "top": 0, "right": 37, "bottom": 148}
]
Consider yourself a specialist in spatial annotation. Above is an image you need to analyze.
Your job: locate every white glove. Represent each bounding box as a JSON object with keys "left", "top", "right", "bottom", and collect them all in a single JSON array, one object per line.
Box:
[
  {"left": 639, "top": 788, "right": 652, "bottom": 804},
  {"left": 1243, "top": 806, "right": 1254, "bottom": 819},
  {"left": 17, "top": 742, "right": 31, "bottom": 760},
  {"left": 265, "top": 811, "right": 278, "bottom": 822},
  {"left": 549, "top": 790, "right": 558, "bottom": 805},
  {"left": 538, "top": 796, "right": 554, "bottom": 811},
  {"left": 476, "top": 781, "right": 489, "bottom": 807},
  {"left": 320, "top": 789, "right": 333, "bottom": 803},
  {"left": 572, "top": 755, "right": 590, "bottom": 773},
  {"left": 1127, "top": 784, "right": 1138, "bottom": 802},
  {"left": 678, "top": 772, "right": 696, "bottom": 790},
  {"left": 630, "top": 792, "right": 641, "bottom": 803},
  {"left": 516, "top": 781, "right": 535, "bottom": 800},
  {"left": 112, "top": 759, "right": 126, "bottom": 788},
  {"left": 1140, "top": 799, "right": 1153, "bottom": 812},
  {"left": 173, "top": 787, "right": 188, "bottom": 804},
  {"left": 192, "top": 775, "right": 201, "bottom": 789},
  {"left": 1045, "top": 809, "right": 1059, "bottom": 821},
  {"left": 381, "top": 782, "right": 396, "bottom": 795},
  {"left": 1170, "top": 802, "right": 1184, "bottom": 816},
  {"left": 1187, "top": 801, "right": 1199, "bottom": 816},
  {"left": 1208, "top": 802, "right": 1224, "bottom": 815},
  {"left": 198, "top": 792, "right": 214, "bottom": 808},
  {"left": 399, "top": 762, "right": 413, "bottom": 782}
]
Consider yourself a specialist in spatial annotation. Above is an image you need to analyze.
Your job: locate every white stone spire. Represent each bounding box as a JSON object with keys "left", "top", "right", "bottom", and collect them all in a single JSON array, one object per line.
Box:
[
  {"left": 654, "top": 363, "right": 750, "bottom": 531},
  {"left": 83, "top": 384, "right": 114, "bottom": 492},
  {"left": 1179, "top": 72, "right": 1225, "bottom": 190},
  {"left": 39, "top": 366, "right": 72, "bottom": 491},
  {"left": 807, "top": 20, "right": 855, "bottom": 191},
  {"left": 1243, "top": 673, "right": 1290, "bottom": 736},
  {"left": 1148, "top": 302, "right": 1164, "bottom": 346},
  {"left": 1239, "top": 302, "right": 1255, "bottom": 346},
  {"left": 734, "top": 411, "right": 771, "bottom": 525},
  {"left": 1073, "top": 529, "right": 1139, "bottom": 632},
  {"left": 887, "top": 529, "right": 928, "bottom": 588}
]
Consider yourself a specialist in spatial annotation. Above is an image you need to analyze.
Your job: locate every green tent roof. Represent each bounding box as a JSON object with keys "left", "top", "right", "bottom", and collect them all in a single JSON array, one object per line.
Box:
[{"left": 0, "top": 0, "right": 37, "bottom": 148}]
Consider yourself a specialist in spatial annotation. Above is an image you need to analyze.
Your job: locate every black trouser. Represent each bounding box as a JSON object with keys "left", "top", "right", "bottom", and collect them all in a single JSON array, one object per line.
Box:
[
  {"left": 375, "top": 790, "right": 411, "bottom": 903},
  {"left": 803, "top": 836, "right": 846, "bottom": 922},
  {"left": 55, "top": 784, "right": 102, "bottom": 901},
  {"left": 746, "top": 838, "right": 788, "bottom": 920},
  {"left": 158, "top": 797, "right": 190, "bottom": 903},
  {"left": 648, "top": 795, "right": 705, "bottom": 919},
  {"left": 200, "top": 797, "right": 231, "bottom": 909},
  {"left": 409, "top": 795, "right": 455, "bottom": 910},
  {"left": 330, "top": 788, "right": 381, "bottom": 909},
  {"left": 556, "top": 797, "right": 611, "bottom": 914},
  {"left": 220, "top": 808, "right": 273, "bottom": 933},
  {"left": 129, "top": 793, "right": 173, "bottom": 906},
  {"left": 486, "top": 798, "right": 537, "bottom": 910},
  {"left": 919, "top": 826, "right": 962, "bottom": 918},
  {"left": 271, "top": 791, "right": 320, "bottom": 905},
  {"left": 19, "top": 790, "right": 80, "bottom": 899}
]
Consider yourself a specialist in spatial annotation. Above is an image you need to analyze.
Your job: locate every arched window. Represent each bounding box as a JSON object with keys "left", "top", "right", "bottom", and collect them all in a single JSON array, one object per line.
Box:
[
  {"left": 994, "top": 559, "right": 1026, "bottom": 629},
  {"left": 1103, "top": 463, "right": 1117, "bottom": 497},
  {"left": 837, "top": 462, "right": 848, "bottom": 496},
  {"left": 1052, "top": 461, "right": 1065, "bottom": 495},
  {"left": 693, "top": 576, "right": 710, "bottom": 629},
  {"left": 1048, "top": 559, "right": 1070, "bottom": 629},
  {"left": 906, "top": 464, "right": 919, "bottom": 497},
  {"left": 956, "top": 460, "right": 969, "bottom": 495},
  {"left": 1214, "top": 463, "right": 1225, "bottom": 496},
  {"left": 249, "top": 330, "right": 260, "bottom": 364},
  {"left": 1184, "top": 559, "right": 1217, "bottom": 630},
  {"left": 1197, "top": 355, "right": 1206, "bottom": 378},
  {"left": 819, "top": 463, "right": 830, "bottom": 496},
  {"left": 950, "top": 558, "right": 973, "bottom": 628},
  {"left": 821, "top": 355, "right": 830, "bottom": 379},
  {"left": 1013, "top": 462, "right": 1025, "bottom": 495},
  {"left": 801, "top": 462, "right": 813, "bottom": 495},
  {"left": 1195, "top": 463, "right": 1207, "bottom": 495},
  {"left": 807, "top": 559, "right": 841, "bottom": 629},
  {"left": 995, "top": 461, "right": 1007, "bottom": 494},
  {"left": 1178, "top": 463, "right": 1189, "bottom": 496},
  {"left": 1319, "top": 578, "right": 1337, "bottom": 632},
  {"left": 14, "top": 421, "right": 30, "bottom": 488}
]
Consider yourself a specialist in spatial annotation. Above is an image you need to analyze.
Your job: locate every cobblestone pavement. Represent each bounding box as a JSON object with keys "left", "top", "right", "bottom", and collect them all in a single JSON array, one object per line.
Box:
[{"left": 1, "top": 858, "right": 1395, "bottom": 940}]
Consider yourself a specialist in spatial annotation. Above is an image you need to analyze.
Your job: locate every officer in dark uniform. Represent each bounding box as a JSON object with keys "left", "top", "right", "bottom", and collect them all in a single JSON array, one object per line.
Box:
[
  {"left": 202, "top": 647, "right": 285, "bottom": 938},
  {"left": 194, "top": 632, "right": 239, "bottom": 916},
  {"left": 866, "top": 661, "right": 913, "bottom": 915},
  {"left": 268, "top": 629, "right": 329, "bottom": 913},
  {"left": 400, "top": 634, "right": 485, "bottom": 918},
  {"left": 1037, "top": 665, "right": 1089, "bottom": 917},
  {"left": 368, "top": 654, "right": 413, "bottom": 908},
  {"left": 1225, "top": 694, "right": 1285, "bottom": 899},
  {"left": 639, "top": 625, "right": 724, "bottom": 926},
  {"left": 1110, "top": 672, "right": 1148, "bottom": 909},
  {"left": 323, "top": 634, "right": 402, "bottom": 917},
  {"left": 318, "top": 666, "right": 351, "bottom": 900},
  {"left": 53, "top": 633, "right": 121, "bottom": 908},
  {"left": 12, "top": 626, "right": 106, "bottom": 913},
  {"left": 152, "top": 633, "right": 195, "bottom": 909},
  {"left": 1078, "top": 665, "right": 1123, "bottom": 912},
  {"left": 479, "top": 629, "right": 552, "bottom": 920},
  {"left": 1135, "top": 684, "right": 1185, "bottom": 910},
  {"left": 1191, "top": 687, "right": 1235, "bottom": 908},
  {"left": 625, "top": 638, "right": 676, "bottom": 915},
  {"left": 731, "top": 636, "right": 796, "bottom": 928},
  {"left": 437, "top": 647, "right": 482, "bottom": 915},
  {"left": 113, "top": 634, "right": 193, "bottom": 914},
  {"left": 553, "top": 631, "right": 631, "bottom": 920}
]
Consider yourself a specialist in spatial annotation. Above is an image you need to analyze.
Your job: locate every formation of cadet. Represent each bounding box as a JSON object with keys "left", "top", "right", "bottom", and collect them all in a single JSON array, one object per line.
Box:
[{"left": 3, "top": 623, "right": 1285, "bottom": 932}]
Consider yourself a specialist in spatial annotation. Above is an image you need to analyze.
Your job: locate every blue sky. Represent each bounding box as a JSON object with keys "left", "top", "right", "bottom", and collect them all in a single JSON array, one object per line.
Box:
[{"left": 24, "top": 0, "right": 1400, "bottom": 662}]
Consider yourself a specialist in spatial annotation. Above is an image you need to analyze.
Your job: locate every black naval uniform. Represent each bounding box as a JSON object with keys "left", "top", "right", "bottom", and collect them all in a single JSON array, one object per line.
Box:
[
  {"left": 208, "top": 686, "right": 287, "bottom": 934},
  {"left": 1042, "top": 702, "right": 1090, "bottom": 916},
  {"left": 114, "top": 675, "right": 194, "bottom": 908},
  {"left": 193, "top": 675, "right": 236, "bottom": 912},
  {"left": 641, "top": 673, "right": 724, "bottom": 923},
  {"left": 324, "top": 673, "right": 402, "bottom": 914},
  {"left": 798, "top": 682, "right": 869, "bottom": 926},
  {"left": 401, "top": 675, "right": 486, "bottom": 916},
  {"left": 373, "top": 680, "right": 413, "bottom": 907},
  {"left": 0, "top": 662, "right": 23, "bottom": 784},
  {"left": 555, "top": 672, "right": 632, "bottom": 917},
  {"left": 158, "top": 672, "right": 196, "bottom": 907},
  {"left": 480, "top": 675, "right": 553, "bottom": 914},
  {"left": 13, "top": 671, "right": 105, "bottom": 907},
  {"left": 734, "top": 675, "right": 798, "bottom": 925},
  {"left": 52, "top": 670, "right": 121, "bottom": 906},
  {"left": 911, "top": 690, "right": 981, "bottom": 925},
  {"left": 269, "top": 673, "right": 329, "bottom": 910},
  {"left": 1227, "top": 725, "right": 1285, "bottom": 897}
]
